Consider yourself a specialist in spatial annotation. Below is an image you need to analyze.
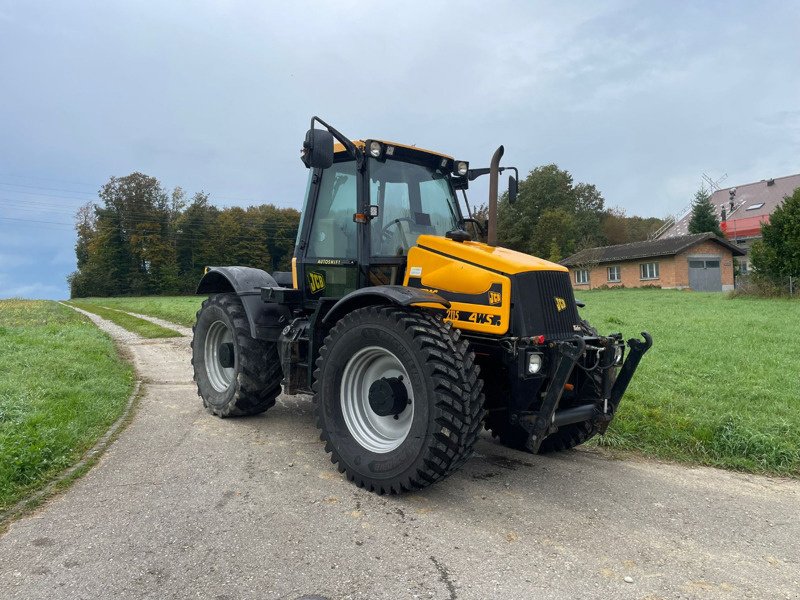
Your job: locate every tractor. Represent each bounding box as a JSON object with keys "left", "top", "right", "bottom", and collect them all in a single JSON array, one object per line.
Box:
[{"left": 192, "top": 116, "right": 651, "bottom": 494}]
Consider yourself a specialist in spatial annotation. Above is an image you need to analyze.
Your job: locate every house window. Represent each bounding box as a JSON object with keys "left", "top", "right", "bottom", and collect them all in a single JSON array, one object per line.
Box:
[
  {"left": 607, "top": 266, "right": 621, "bottom": 283},
  {"left": 640, "top": 262, "right": 659, "bottom": 280},
  {"left": 575, "top": 269, "right": 589, "bottom": 285},
  {"left": 746, "top": 203, "right": 765, "bottom": 211}
]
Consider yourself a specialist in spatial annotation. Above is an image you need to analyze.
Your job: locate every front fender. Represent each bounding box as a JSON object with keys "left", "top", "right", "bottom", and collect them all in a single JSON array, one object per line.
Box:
[{"left": 321, "top": 285, "right": 450, "bottom": 325}]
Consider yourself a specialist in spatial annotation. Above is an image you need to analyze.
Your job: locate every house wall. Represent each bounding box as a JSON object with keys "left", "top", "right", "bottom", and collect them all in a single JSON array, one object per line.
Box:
[
  {"left": 570, "top": 257, "right": 677, "bottom": 290},
  {"left": 674, "top": 241, "right": 736, "bottom": 291},
  {"left": 568, "top": 242, "right": 737, "bottom": 291}
]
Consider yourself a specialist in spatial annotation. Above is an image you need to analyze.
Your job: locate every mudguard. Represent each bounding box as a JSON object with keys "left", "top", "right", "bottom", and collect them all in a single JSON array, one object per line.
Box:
[
  {"left": 321, "top": 285, "right": 450, "bottom": 325},
  {"left": 196, "top": 266, "right": 289, "bottom": 341}
]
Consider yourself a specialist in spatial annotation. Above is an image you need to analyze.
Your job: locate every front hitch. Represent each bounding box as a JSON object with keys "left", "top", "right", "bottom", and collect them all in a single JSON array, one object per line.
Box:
[
  {"left": 597, "top": 331, "right": 652, "bottom": 433},
  {"left": 519, "top": 336, "right": 585, "bottom": 453}
]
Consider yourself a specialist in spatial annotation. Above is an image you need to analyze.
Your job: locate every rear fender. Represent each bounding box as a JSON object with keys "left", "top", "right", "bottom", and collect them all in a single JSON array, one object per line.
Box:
[{"left": 196, "top": 266, "right": 289, "bottom": 340}]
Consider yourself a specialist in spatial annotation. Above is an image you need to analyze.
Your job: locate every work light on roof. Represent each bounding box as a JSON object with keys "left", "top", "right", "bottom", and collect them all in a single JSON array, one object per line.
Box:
[
  {"left": 455, "top": 161, "right": 469, "bottom": 176},
  {"left": 368, "top": 141, "right": 383, "bottom": 158}
]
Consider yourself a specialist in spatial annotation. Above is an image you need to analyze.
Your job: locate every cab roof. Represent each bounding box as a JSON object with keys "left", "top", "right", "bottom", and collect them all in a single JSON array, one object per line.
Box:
[{"left": 333, "top": 139, "right": 454, "bottom": 160}]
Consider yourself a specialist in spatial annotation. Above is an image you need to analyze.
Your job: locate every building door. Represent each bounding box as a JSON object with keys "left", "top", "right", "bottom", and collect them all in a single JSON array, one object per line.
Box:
[{"left": 688, "top": 259, "right": 722, "bottom": 291}]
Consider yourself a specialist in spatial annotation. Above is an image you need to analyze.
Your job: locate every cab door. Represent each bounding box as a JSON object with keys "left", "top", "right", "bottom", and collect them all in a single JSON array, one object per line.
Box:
[{"left": 296, "top": 159, "right": 361, "bottom": 304}]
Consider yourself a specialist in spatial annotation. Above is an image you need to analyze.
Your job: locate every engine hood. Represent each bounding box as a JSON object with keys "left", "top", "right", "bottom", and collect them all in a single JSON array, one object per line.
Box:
[{"left": 414, "top": 235, "right": 568, "bottom": 276}]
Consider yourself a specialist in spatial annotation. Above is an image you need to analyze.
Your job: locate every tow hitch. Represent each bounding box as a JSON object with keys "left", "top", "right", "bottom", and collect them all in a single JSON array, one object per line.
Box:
[{"left": 517, "top": 332, "right": 652, "bottom": 452}]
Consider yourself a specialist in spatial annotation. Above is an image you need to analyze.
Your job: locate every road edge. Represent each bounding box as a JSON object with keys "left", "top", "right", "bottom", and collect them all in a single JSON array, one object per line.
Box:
[{"left": 0, "top": 304, "right": 144, "bottom": 532}]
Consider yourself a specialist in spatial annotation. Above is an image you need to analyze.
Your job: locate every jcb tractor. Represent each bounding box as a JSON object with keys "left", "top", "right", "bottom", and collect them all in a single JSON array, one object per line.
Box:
[{"left": 192, "top": 116, "right": 651, "bottom": 494}]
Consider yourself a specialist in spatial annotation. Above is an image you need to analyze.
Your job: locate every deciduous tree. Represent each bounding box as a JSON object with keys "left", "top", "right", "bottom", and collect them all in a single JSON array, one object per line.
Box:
[{"left": 751, "top": 187, "right": 800, "bottom": 279}]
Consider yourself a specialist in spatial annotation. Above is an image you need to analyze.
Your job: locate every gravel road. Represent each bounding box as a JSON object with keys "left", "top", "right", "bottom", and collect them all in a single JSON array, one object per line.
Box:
[{"left": 1, "top": 311, "right": 798, "bottom": 600}]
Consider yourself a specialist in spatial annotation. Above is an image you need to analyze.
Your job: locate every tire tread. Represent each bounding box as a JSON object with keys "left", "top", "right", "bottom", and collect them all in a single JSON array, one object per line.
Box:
[{"left": 191, "top": 293, "right": 281, "bottom": 417}]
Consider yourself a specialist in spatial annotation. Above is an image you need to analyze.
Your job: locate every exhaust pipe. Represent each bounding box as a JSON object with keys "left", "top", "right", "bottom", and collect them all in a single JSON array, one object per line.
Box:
[{"left": 487, "top": 145, "right": 504, "bottom": 246}]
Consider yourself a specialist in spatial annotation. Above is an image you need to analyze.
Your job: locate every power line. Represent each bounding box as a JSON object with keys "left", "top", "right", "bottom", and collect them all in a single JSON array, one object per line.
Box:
[
  {"left": 0, "top": 178, "right": 302, "bottom": 210},
  {"left": 0, "top": 198, "right": 301, "bottom": 230},
  {"left": 0, "top": 181, "right": 96, "bottom": 196},
  {"left": 0, "top": 216, "right": 300, "bottom": 245}
]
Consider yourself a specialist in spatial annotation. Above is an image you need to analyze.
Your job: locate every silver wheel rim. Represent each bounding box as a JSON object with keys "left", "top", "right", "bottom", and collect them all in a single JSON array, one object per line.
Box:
[
  {"left": 340, "top": 346, "right": 414, "bottom": 453},
  {"left": 205, "top": 320, "right": 234, "bottom": 392}
]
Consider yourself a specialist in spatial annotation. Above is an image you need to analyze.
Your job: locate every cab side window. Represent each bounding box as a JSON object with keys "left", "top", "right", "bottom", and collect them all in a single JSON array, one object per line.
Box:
[{"left": 307, "top": 162, "right": 357, "bottom": 259}]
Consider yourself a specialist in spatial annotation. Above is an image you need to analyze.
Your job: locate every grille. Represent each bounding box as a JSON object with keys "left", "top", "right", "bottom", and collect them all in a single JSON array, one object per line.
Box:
[{"left": 511, "top": 271, "right": 580, "bottom": 338}]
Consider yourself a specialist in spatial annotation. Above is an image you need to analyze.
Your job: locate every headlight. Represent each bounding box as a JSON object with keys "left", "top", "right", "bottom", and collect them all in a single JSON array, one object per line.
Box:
[
  {"left": 527, "top": 353, "right": 543, "bottom": 374},
  {"left": 368, "top": 141, "right": 383, "bottom": 158},
  {"left": 613, "top": 345, "right": 624, "bottom": 365},
  {"left": 455, "top": 160, "right": 469, "bottom": 176}
]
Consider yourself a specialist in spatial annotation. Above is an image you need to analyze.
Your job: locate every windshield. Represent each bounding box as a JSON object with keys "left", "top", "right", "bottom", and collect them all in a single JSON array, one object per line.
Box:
[{"left": 369, "top": 158, "right": 460, "bottom": 256}]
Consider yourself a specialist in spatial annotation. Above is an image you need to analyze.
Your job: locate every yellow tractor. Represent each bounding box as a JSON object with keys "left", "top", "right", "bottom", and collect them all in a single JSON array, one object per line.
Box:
[{"left": 192, "top": 116, "right": 651, "bottom": 493}]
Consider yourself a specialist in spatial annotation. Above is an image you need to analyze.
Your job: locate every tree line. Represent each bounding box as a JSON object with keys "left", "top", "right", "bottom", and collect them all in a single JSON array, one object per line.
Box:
[
  {"left": 69, "top": 172, "right": 300, "bottom": 297},
  {"left": 70, "top": 166, "right": 665, "bottom": 297},
  {"left": 478, "top": 164, "right": 664, "bottom": 261}
]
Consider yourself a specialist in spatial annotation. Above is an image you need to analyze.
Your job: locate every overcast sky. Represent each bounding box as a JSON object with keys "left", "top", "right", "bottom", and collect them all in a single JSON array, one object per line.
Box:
[{"left": 1, "top": 0, "right": 798, "bottom": 299}]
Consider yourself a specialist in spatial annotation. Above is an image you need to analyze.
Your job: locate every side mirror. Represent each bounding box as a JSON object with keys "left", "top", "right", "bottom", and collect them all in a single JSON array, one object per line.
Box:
[
  {"left": 301, "top": 128, "right": 334, "bottom": 169},
  {"left": 508, "top": 175, "right": 518, "bottom": 204}
]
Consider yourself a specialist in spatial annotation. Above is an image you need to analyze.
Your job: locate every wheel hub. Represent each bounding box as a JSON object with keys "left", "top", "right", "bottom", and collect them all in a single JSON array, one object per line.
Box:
[
  {"left": 368, "top": 377, "right": 409, "bottom": 417},
  {"left": 218, "top": 342, "right": 235, "bottom": 368},
  {"left": 339, "top": 346, "right": 414, "bottom": 453},
  {"left": 204, "top": 320, "right": 235, "bottom": 392}
]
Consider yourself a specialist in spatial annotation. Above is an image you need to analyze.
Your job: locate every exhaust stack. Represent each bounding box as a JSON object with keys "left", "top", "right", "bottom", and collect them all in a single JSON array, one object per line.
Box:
[{"left": 487, "top": 145, "right": 504, "bottom": 247}]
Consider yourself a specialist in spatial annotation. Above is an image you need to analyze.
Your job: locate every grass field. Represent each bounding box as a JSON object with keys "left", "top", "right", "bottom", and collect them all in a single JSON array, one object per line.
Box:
[
  {"left": 67, "top": 301, "right": 181, "bottom": 338},
  {"left": 0, "top": 300, "right": 135, "bottom": 511},
  {"left": 80, "top": 290, "right": 800, "bottom": 476},
  {"left": 579, "top": 289, "right": 800, "bottom": 476}
]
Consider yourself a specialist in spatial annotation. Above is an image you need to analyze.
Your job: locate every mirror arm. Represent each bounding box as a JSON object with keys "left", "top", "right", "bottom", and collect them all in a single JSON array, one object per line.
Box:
[
  {"left": 310, "top": 115, "right": 362, "bottom": 162},
  {"left": 468, "top": 166, "right": 519, "bottom": 181}
]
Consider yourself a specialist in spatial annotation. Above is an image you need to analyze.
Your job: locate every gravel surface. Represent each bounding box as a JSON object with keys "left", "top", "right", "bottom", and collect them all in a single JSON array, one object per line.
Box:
[
  {"left": 111, "top": 309, "right": 193, "bottom": 337},
  {"left": 61, "top": 302, "right": 142, "bottom": 343},
  {"left": 1, "top": 313, "right": 798, "bottom": 600}
]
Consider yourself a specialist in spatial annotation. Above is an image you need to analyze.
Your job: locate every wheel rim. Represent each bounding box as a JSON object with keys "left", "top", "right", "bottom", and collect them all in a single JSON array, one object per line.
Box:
[
  {"left": 204, "top": 320, "right": 234, "bottom": 392},
  {"left": 340, "top": 346, "right": 414, "bottom": 453}
]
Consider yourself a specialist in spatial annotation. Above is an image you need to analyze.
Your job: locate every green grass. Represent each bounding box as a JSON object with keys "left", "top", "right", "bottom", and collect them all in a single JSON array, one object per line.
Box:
[
  {"left": 578, "top": 289, "right": 800, "bottom": 476},
  {"left": 67, "top": 301, "right": 181, "bottom": 338},
  {"left": 0, "top": 300, "right": 135, "bottom": 511},
  {"left": 79, "top": 290, "right": 800, "bottom": 476},
  {"left": 77, "top": 296, "right": 202, "bottom": 328}
]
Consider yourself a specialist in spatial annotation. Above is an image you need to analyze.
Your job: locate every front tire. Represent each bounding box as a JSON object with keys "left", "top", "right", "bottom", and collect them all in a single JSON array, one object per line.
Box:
[
  {"left": 191, "top": 293, "right": 282, "bottom": 417},
  {"left": 485, "top": 409, "right": 598, "bottom": 453},
  {"left": 314, "top": 306, "right": 485, "bottom": 494}
]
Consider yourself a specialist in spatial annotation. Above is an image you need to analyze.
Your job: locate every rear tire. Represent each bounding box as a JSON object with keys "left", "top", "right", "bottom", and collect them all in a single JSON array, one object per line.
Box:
[
  {"left": 192, "top": 293, "right": 282, "bottom": 417},
  {"left": 314, "top": 306, "right": 485, "bottom": 493}
]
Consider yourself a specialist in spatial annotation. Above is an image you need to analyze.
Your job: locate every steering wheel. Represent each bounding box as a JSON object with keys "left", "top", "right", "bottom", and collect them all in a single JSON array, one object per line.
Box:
[{"left": 380, "top": 217, "right": 414, "bottom": 251}]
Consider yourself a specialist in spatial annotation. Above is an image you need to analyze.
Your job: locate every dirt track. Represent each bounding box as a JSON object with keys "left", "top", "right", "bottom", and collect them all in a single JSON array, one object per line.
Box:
[{"left": 1, "top": 312, "right": 798, "bottom": 600}]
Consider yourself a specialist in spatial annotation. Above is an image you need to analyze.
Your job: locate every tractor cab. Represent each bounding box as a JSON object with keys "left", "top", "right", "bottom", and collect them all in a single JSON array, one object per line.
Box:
[{"left": 295, "top": 133, "right": 465, "bottom": 303}]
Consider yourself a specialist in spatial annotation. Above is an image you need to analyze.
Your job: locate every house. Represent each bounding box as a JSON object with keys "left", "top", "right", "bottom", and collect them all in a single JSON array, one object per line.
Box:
[
  {"left": 657, "top": 173, "right": 800, "bottom": 273},
  {"left": 560, "top": 233, "right": 745, "bottom": 292}
]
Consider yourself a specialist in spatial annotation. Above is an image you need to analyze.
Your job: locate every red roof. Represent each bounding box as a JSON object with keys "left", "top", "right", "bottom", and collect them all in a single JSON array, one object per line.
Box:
[{"left": 662, "top": 173, "right": 800, "bottom": 239}]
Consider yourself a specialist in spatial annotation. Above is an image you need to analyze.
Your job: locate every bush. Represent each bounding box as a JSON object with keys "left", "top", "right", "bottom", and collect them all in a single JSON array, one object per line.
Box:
[{"left": 731, "top": 273, "right": 796, "bottom": 298}]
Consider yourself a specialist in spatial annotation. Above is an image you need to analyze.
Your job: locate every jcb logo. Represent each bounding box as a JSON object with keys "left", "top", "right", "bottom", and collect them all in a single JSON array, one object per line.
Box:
[
  {"left": 488, "top": 291, "right": 502, "bottom": 305},
  {"left": 307, "top": 271, "right": 326, "bottom": 294},
  {"left": 554, "top": 296, "right": 567, "bottom": 312}
]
